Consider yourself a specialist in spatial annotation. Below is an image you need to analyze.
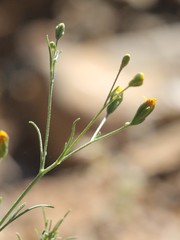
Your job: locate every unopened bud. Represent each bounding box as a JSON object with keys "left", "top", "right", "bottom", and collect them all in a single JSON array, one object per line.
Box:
[
  {"left": 130, "top": 98, "right": 156, "bottom": 125},
  {"left": 0, "top": 130, "right": 9, "bottom": 160},
  {"left": 120, "top": 54, "right": 131, "bottom": 70},
  {"left": 49, "top": 41, "right": 56, "bottom": 50},
  {"left": 55, "top": 23, "right": 65, "bottom": 41},
  {"left": 106, "top": 86, "right": 123, "bottom": 116},
  {"left": 128, "top": 73, "right": 144, "bottom": 87}
]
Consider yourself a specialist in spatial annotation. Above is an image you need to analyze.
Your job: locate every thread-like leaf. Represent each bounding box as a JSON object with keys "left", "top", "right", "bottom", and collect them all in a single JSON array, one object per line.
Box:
[{"left": 61, "top": 118, "right": 80, "bottom": 156}]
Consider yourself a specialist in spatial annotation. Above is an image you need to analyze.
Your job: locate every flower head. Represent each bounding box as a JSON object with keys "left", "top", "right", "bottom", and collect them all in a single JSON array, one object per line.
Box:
[
  {"left": 146, "top": 98, "right": 156, "bottom": 106},
  {"left": 130, "top": 98, "right": 156, "bottom": 125}
]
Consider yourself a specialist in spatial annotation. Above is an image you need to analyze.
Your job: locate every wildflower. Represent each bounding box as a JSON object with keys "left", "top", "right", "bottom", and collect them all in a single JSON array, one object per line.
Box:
[
  {"left": 128, "top": 73, "right": 144, "bottom": 87},
  {"left": 106, "top": 86, "right": 123, "bottom": 116},
  {"left": 130, "top": 98, "right": 156, "bottom": 125},
  {"left": 0, "top": 130, "right": 9, "bottom": 159}
]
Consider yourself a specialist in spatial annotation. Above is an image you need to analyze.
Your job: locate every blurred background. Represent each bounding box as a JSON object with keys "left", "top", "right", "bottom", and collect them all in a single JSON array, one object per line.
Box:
[{"left": 1, "top": 0, "right": 180, "bottom": 239}]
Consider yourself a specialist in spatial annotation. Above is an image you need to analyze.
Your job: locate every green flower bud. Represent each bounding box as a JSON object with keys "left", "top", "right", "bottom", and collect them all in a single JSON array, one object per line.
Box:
[
  {"left": 130, "top": 98, "right": 156, "bottom": 125},
  {"left": 120, "top": 54, "right": 131, "bottom": 70},
  {"left": 55, "top": 23, "right": 65, "bottom": 41},
  {"left": 0, "top": 130, "right": 9, "bottom": 160},
  {"left": 49, "top": 41, "right": 56, "bottom": 55},
  {"left": 106, "top": 86, "right": 123, "bottom": 116},
  {"left": 49, "top": 41, "right": 56, "bottom": 50},
  {"left": 128, "top": 73, "right": 144, "bottom": 87}
]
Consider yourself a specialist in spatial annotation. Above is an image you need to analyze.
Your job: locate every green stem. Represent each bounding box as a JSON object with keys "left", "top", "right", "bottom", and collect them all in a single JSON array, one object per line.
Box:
[
  {"left": 0, "top": 34, "right": 61, "bottom": 231},
  {"left": 64, "top": 86, "right": 130, "bottom": 154},
  {"left": 42, "top": 38, "right": 57, "bottom": 168},
  {"left": 67, "top": 106, "right": 106, "bottom": 151},
  {"left": 43, "top": 72, "right": 55, "bottom": 166},
  {"left": 0, "top": 172, "right": 44, "bottom": 230},
  {"left": 59, "top": 123, "right": 131, "bottom": 163},
  {"left": 104, "top": 64, "right": 124, "bottom": 107}
]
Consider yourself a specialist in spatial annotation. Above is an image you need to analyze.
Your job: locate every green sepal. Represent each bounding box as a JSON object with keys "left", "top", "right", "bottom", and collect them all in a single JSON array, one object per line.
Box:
[
  {"left": 130, "top": 99, "right": 156, "bottom": 125},
  {"left": 106, "top": 87, "right": 123, "bottom": 116},
  {"left": 0, "top": 141, "right": 8, "bottom": 159}
]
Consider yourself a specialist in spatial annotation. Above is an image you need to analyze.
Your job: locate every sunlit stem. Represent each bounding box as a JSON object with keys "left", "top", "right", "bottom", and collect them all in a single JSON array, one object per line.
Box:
[{"left": 91, "top": 116, "right": 107, "bottom": 141}]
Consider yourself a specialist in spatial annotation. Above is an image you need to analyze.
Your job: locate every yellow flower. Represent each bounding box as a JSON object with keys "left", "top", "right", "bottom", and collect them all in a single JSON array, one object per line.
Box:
[
  {"left": 146, "top": 98, "right": 156, "bottom": 106},
  {"left": 0, "top": 130, "right": 9, "bottom": 159},
  {"left": 0, "top": 130, "right": 8, "bottom": 142}
]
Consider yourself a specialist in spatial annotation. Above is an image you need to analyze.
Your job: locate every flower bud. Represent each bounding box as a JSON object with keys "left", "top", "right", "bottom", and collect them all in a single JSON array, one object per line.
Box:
[
  {"left": 49, "top": 41, "right": 56, "bottom": 50},
  {"left": 128, "top": 73, "right": 144, "bottom": 87},
  {"left": 106, "top": 86, "right": 123, "bottom": 116},
  {"left": 55, "top": 23, "right": 65, "bottom": 41},
  {"left": 120, "top": 54, "right": 131, "bottom": 70},
  {"left": 130, "top": 98, "right": 156, "bottom": 125},
  {"left": 0, "top": 130, "right": 9, "bottom": 160},
  {"left": 49, "top": 41, "right": 56, "bottom": 56}
]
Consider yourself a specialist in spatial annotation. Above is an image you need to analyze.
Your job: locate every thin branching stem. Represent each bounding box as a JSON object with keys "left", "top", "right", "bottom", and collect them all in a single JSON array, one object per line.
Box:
[
  {"left": 42, "top": 37, "right": 57, "bottom": 168},
  {"left": 55, "top": 123, "right": 131, "bottom": 165},
  {"left": 104, "top": 64, "right": 124, "bottom": 107},
  {"left": 0, "top": 172, "right": 44, "bottom": 230}
]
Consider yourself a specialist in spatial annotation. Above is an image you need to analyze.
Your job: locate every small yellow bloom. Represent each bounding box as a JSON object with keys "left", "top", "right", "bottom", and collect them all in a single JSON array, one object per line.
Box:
[
  {"left": 146, "top": 98, "right": 156, "bottom": 106},
  {"left": 0, "top": 130, "right": 9, "bottom": 142},
  {"left": 114, "top": 86, "right": 122, "bottom": 94},
  {"left": 0, "top": 130, "right": 9, "bottom": 160}
]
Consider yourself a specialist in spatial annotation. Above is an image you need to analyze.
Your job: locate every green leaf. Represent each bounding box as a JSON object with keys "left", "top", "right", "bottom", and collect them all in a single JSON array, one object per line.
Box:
[
  {"left": 62, "top": 118, "right": 80, "bottom": 155},
  {"left": 1, "top": 204, "right": 54, "bottom": 231}
]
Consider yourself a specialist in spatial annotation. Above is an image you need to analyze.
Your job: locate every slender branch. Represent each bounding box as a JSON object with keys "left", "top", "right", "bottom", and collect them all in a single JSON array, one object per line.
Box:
[
  {"left": 0, "top": 25, "right": 65, "bottom": 232},
  {"left": 0, "top": 172, "right": 44, "bottom": 229},
  {"left": 43, "top": 74, "right": 55, "bottom": 164},
  {"left": 103, "top": 64, "right": 123, "bottom": 107},
  {"left": 0, "top": 204, "right": 53, "bottom": 232},
  {"left": 67, "top": 105, "right": 106, "bottom": 151},
  {"left": 57, "top": 123, "right": 131, "bottom": 164},
  {"left": 42, "top": 38, "right": 57, "bottom": 168}
]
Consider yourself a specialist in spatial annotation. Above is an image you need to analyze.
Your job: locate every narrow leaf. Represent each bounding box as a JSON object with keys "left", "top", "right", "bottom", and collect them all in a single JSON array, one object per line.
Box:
[{"left": 61, "top": 118, "right": 80, "bottom": 155}]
